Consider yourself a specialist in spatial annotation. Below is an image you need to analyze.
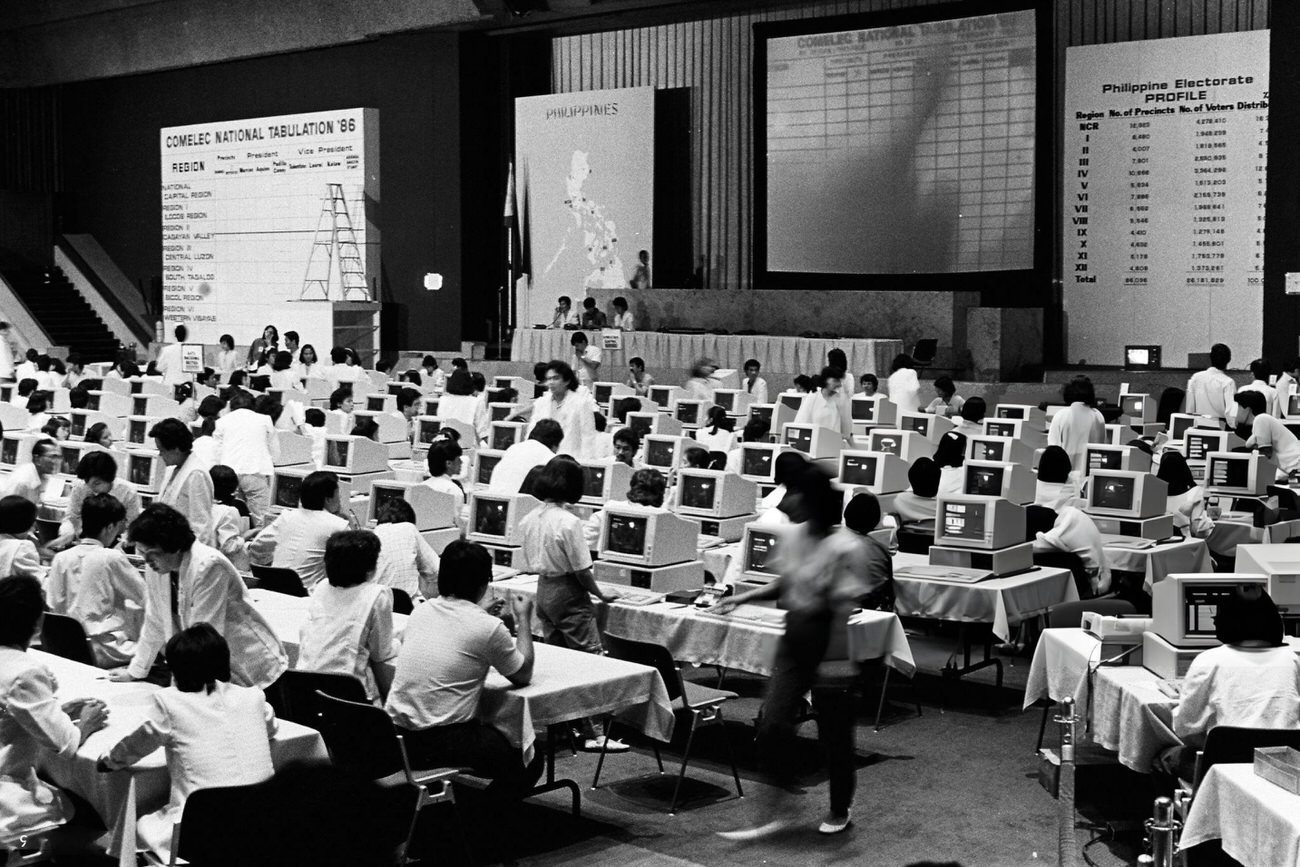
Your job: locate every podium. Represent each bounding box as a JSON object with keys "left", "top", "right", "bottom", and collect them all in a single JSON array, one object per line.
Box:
[{"left": 288, "top": 301, "right": 382, "bottom": 366}]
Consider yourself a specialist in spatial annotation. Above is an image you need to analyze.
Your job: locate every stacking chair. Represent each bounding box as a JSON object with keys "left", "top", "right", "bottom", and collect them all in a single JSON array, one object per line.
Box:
[
  {"left": 314, "top": 691, "right": 464, "bottom": 864},
  {"left": 38, "top": 613, "right": 97, "bottom": 667},
  {"left": 390, "top": 587, "right": 415, "bottom": 615},
  {"left": 274, "top": 670, "right": 367, "bottom": 726},
  {"left": 595, "top": 634, "right": 743, "bottom": 814},
  {"left": 1188, "top": 725, "right": 1300, "bottom": 792},
  {"left": 250, "top": 565, "right": 307, "bottom": 597}
]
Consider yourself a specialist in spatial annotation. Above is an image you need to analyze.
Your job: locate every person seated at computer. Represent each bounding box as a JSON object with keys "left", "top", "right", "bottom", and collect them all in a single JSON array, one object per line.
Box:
[
  {"left": 694, "top": 406, "right": 736, "bottom": 455},
  {"left": 794, "top": 366, "right": 853, "bottom": 446},
  {"left": 583, "top": 468, "right": 667, "bottom": 549},
  {"left": 1238, "top": 358, "right": 1276, "bottom": 415},
  {"left": 952, "top": 396, "right": 986, "bottom": 438},
  {"left": 758, "top": 451, "right": 809, "bottom": 516},
  {"left": 858, "top": 373, "right": 878, "bottom": 398},
  {"left": 550, "top": 295, "right": 580, "bottom": 329},
  {"left": 14, "top": 349, "right": 38, "bottom": 383},
  {"left": 54, "top": 450, "right": 142, "bottom": 549},
  {"left": 84, "top": 421, "right": 115, "bottom": 450},
  {"left": 893, "top": 457, "right": 941, "bottom": 524},
  {"left": 740, "top": 358, "right": 769, "bottom": 404},
  {"left": 724, "top": 417, "right": 772, "bottom": 475},
  {"left": 421, "top": 440, "right": 467, "bottom": 532},
  {"left": 842, "top": 491, "right": 896, "bottom": 604},
  {"left": 489, "top": 419, "right": 563, "bottom": 494},
  {"left": 0, "top": 496, "right": 41, "bottom": 579},
  {"left": 0, "top": 574, "right": 110, "bottom": 844},
  {"left": 1026, "top": 504, "right": 1109, "bottom": 597},
  {"left": 296, "top": 530, "right": 397, "bottom": 703},
  {"left": 1034, "top": 445, "right": 1084, "bottom": 511},
  {"left": 267, "top": 351, "right": 296, "bottom": 392},
  {"left": 626, "top": 356, "right": 654, "bottom": 397},
  {"left": 350, "top": 416, "right": 380, "bottom": 442},
  {"left": 417, "top": 355, "right": 445, "bottom": 394},
  {"left": 392, "top": 388, "right": 422, "bottom": 442},
  {"left": 385, "top": 540, "right": 543, "bottom": 800},
  {"left": 372, "top": 499, "right": 440, "bottom": 602},
  {"left": 209, "top": 465, "right": 254, "bottom": 571},
  {"left": 885, "top": 354, "right": 921, "bottom": 415},
  {"left": 326, "top": 346, "right": 368, "bottom": 389},
  {"left": 1186, "top": 343, "right": 1237, "bottom": 424},
  {"left": 684, "top": 358, "right": 718, "bottom": 403},
  {"left": 933, "top": 430, "right": 968, "bottom": 496},
  {"left": 586, "top": 412, "right": 615, "bottom": 462},
  {"left": 579, "top": 297, "right": 607, "bottom": 329},
  {"left": 925, "top": 376, "right": 965, "bottom": 419},
  {"left": 68, "top": 385, "right": 89, "bottom": 411},
  {"left": 40, "top": 416, "right": 65, "bottom": 445},
  {"left": 1159, "top": 585, "right": 1300, "bottom": 780},
  {"left": 1156, "top": 452, "right": 1213, "bottom": 538},
  {"left": 4, "top": 438, "right": 57, "bottom": 505},
  {"left": 1235, "top": 389, "right": 1300, "bottom": 477},
  {"left": 295, "top": 344, "right": 323, "bottom": 384},
  {"left": 248, "top": 471, "right": 353, "bottom": 590},
  {"left": 327, "top": 386, "right": 354, "bottom": 429},
  {"left": 528, "top": 361, "right": 596, "bottom": 460},
  {"left": 100, "top": 623, "right": 278, "bottom": 863},
  {"left": 612, "top": 427, "right": 640, "bottom": 468},
  {"left": 9, "top": 378, "right": 35, "bottom": 409},
  {"left": 46, "top": 493, "right": 145, "bottom": 667},
  {"left": 611, "top": 296, "right": 635, "bottom": 332},
  {"left": 34, "top": 355, "right": 64, "bottom": 392},
  {"left": 1048, "top": 376, "right": 1106, "bottom": 473},
  {"left": 1274, "top": 357, "right": 1300, "bottom": 418},
  {"left": 23, "top": 392, "right": 51, "bottom": 433},
  {"left": 438, "top": 369, "right": 490, "bottom": 445}
]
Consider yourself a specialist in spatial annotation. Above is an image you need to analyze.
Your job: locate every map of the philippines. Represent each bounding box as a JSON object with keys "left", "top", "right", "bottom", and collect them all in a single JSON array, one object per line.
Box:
[{"left": 543, "top": 150, "right": 628, "bottom": 289}]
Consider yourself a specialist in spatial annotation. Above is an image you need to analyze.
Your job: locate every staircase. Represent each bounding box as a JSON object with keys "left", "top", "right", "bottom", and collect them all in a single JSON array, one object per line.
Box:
[{"left": 3, "top": 266, "right": 120, "bottom": 362}]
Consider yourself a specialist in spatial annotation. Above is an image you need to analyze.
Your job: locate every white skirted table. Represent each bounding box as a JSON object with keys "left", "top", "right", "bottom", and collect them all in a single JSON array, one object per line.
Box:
[
  {"left": 1100, "top": 535, "right": 1213, "bottom": 592},
  {"left": 1180, "top": 762, "right": 1300, "bottom": 867}
]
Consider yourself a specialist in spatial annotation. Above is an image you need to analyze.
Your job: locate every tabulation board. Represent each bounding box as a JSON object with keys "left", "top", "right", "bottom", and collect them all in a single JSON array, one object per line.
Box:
[
  {"left": 1062, "top": 32, "right": 1268, "bottom": 367},
  {"left": 159, "top": 108, "right": 379, "bottom": 346}
]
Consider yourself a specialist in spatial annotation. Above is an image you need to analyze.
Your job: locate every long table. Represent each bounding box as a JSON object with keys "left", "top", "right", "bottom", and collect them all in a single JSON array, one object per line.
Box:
[
  {"left": 1181, "top": 762, "right": 1300, "bottom": 867},
  {"left": 511, "top": 329, "right": 903, "bottom": 378}
]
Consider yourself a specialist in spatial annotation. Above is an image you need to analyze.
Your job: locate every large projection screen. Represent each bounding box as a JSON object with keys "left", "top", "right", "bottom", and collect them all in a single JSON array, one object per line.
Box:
[{"left": 756, "top": 5, "right": 1040, "bottom": 286}]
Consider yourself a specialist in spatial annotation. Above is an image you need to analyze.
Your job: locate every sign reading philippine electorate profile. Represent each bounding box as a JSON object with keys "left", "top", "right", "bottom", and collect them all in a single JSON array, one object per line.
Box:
[{"left": 160, "top": 108, "right": 379, "bottom": 345}]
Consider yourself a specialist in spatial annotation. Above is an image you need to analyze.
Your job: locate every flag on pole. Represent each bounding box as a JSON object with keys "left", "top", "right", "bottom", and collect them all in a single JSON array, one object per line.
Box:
[{"left": 503, "top": 161, "right": 516, "bottom": 228}]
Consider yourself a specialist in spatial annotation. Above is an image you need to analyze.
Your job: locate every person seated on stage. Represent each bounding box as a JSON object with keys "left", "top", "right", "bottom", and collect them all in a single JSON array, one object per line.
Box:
[
  {"left": 952, "top": 395, "right": 987, "bottom": 438},
  {"left": 588, "top": 412, "right": 615, "bottom": 462},
  {"left": 0, "top": 574, "right": 109, "bottom": 845},
  {"left": 611, "top": 296, "right": 635, "bottom": 331},
  {"left": 1186, "top": 343, "right": 1237, "bottom": 425},
  {"left": 1034, "top": 445, "right": 1084, "bottom": 511},
  {"left": 1236, "top": 389, "right": 1300, "bottom": 478},
  {"left": 297, "top": 530, "right": 398, "bottom": 703},
  {"left": 489, "top": 419, "right": 563, "bottom": 493},
  {"left": 613, "top": 426, "right": 640, "bottom": 468},
  {"left": 385, "top": 540, "right": 543, "bottom": 799},
  {"left": 725, "top": 417, "right": 772, "bottom": 475},
  {"left": 1238, "top": 358, "right": 1276, "bottom": 415},
  {"left": 742, "top": 358, "right": 769, "bottom": 404},
  {"left": 794, "top": 366, "right": 853, "bottom": 446},
  {"left": 1157, "top": 451, "right": 1213, "bottom": 538},
  {"left": 1048, "top": 376, "right": 1107, "bottom": 473},
  {"left": 373, "top": 498, "right": 440, "bottom": 602},
  {"left": 858, "top": 373, "right": 879, "bottom": 398},
  {"left": 551, "top": 295, "right": 580, "bottom": 329},
  {"left": 758, "top": 451, "right": 809, "bottom": 516},
  {"left": 1026, "top": 504, "right": 1109, "bottom": 598},
  {"left": 792, "top": 374, "right": 815, "bottom": 394},
  {"left": 933, "top": 430, "right": 968, "bottom": 496},
  {"left": 626, "top": 356, "right": 654, "bottom": 397},
  {"left": 45, "top": 493, "right": 146, "bottom": 668},
  {"left": 580, "top": 297, "right": 607, "bottom": 329},
  {"left": 421, "top": 440, "right": 467, "bottom": 532},
  {"left": 1160, "top": 585, "right": 1300, "bottom": 780},
  {"left": 0, "top": 496, "right": 40, "bottom": 580},
  {"left": 55, "top": 450, "right": 142, "bottom": 548},
  {"left": 925, "top": 376, "right": 965, "bottom": 419},
  {"left": 327, "top": 346, "right": 367, "bottom": 388},
  {"left": 571, "top": 331, "right": 602, "bottom": 390},
  {"left": 684, "top": 358, "right": 718, "bottom": 403},
  {"left": 4, "top": 438, "right": 57, "bottom": 505},
  {"left": 583, "top": 468, "right": 667, "bottom": 549},
  {"left": 885, "top": 353, "right": 922, "bottom": 414},
  {"left": 100, "top": 623, "right": 278, "bottom": 863},
  {"left": 248, "top": 471, "right": 352, "bottom": 590},
  {"left": 694, "top": 406, "right": 736, "bottom": 454},
  {"left": 893, "top": 457, "right": 941, "bottom": 524},
  {"left": 421, "top": 355, "right": 447, "bottom": 393}
]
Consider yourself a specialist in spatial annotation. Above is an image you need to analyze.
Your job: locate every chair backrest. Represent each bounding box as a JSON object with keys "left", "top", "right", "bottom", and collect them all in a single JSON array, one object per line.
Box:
[
  {"left": 314, "top": 690, "right": 405, "bottom": 780},
  {"left": 1156, "top": 386, "right": 1186, "bottom": 427},
  {"left": 390, "top": 587, "right": 414, "bottom": 615},
  {"left": 896, "top": 524, "right": 934, "bottom": 556},
  {"left": 602, "top": 633, "right": 683, "bottom": 703},
  {"left": 706, "top": 450, "right": 728, "bottom": 471},
  {"left": 1046, "top": 597, "right": 1136, "bottom": 629},
  {"left": 1033, "top": 551, "right": 1092, "bottom": 601},
  {"left": 250, "top": 565, "right": 308, "bottom": 597},
  {"left": 912, "top": 339, "right": 938, "bottom": 365},
  {"left": 175, "top": 782, "right": 267, "bottom": 865},
  {"left": 1196, "top": 726, "right": 1300, "bottom": 789},
  {"left": 39, "top": 612, "right": 96, "bottom": 666},
  {"left": 275, "top": 670, "right": 368, "bottom": 725}
]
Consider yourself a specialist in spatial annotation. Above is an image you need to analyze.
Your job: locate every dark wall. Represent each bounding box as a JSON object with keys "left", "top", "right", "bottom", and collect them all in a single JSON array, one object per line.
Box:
[
  {"left": 1265, "top": 4, "right": 1300, "bottom": 362},
  {"left": 58, "top": 31, "right": 465, "bottom": 350}
]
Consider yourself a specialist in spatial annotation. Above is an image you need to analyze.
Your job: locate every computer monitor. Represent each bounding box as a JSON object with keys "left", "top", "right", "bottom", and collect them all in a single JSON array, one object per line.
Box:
[
  {"left": 1234, "top": 545, "right": 1300, "bottom": 610},
  {"left": 836, "top": 450, "right": 909, "bottom": 493},
  {"left": 489, "top": 421, "right": 527, "bottom": 452},
  {"left": 740, "top": 523, "right": 782, "bottom": 583},
  {"left": 1086, "top": 470, "right": 1168, "bottom": 519},
  {"left": 963, "top": 461, "right": 1036, "bottom": 504},
  {"left": 85, "top": 391, "right": 131, "bottom": 416},
  {"left": 270, "top": 468, "right": 311, "bottom": 512},
  {"left": 1166, "top": 413, "right": 1201, "bottom": 442},
  {"left": 737, "top": 442, "right": 791, "bottom": 484},
  {"left": 1204, "top": 451, "right": 1274, "bottom": 497},
  {"left": 648, "top": 385, "right": 685, "bottom": 409},
  {"left": 365, "top": 394, "right": 396, "bottom": 413},
  {"left": 0, "top": 434, "right": 39, "bottom": 470},
  {"left": 850, "top": 395, "right": 897, "bottom": 426},
  {"left": 321, "top": 436, "right": 390, "bottom": 474},
  {"left": 781, "top": 423, "right": 843, "bottom": 460},
  {"left": 933, "top": 495, "right": 1027, "bottom": 550},
  {"left": 1124, "top": 344, "right": 1161, "bottom": 370},
  {"left": 1119, "top": 393, "right": 1156, "bottom": 424},
  {"left": 777, "top": 392, "right": 808, "bottom": 414},
  {"left": 591, "top": 381, "right": 631, "bottom": 408},
  {"left": 674, "top": 469, "right": 758, "bottom": 518},
  {"left": 1151, "top": 573, "right": 1267, "bottom": 647},
  {"left": 642, "top": 435, "right": 687, "bottom": 471},
  {"left": 126, "top": 415, "right": 164, "bottom": 447},
  {"left": 966, "top": 435, "right": 1033, "bottom": 467},
  {"left": 673, "top": 399, "right": 712, "bottom": 428},
  {"left": 488, "top": 402, "right": 524, "bottom": 422},
  {"left": 131, "top": 395, "right": 181, "bottom": 418},
  {"left": 868, "top": 429, "right": 935, "bottom": 464},
  {"left": 1084, "top": 444, "right": 1152, "bottom": 476},
  {"left": 474, "top": 448, "right": 505, "bottom": 485},
  {"left": 993, "top": 404, "right": 1047, "bottom": 429},
  {"left": 367, "top": 480, "right": 458, "bottom": 530},
  {"left": 1287, "top": 392, "right": 1300, "bottom": 420},
  {"left": 599, "top": 507, "right": 699, "bottom": 567},
  {"left": 898, "top": 412, "right": 954, "bottom": 442},
  {"left": 68, "top": 411, "right": 122, "bottom": 443},
  {"left": 57, "top": 442, "right": 100, "bottom": 476},
  {"left": 1183, "top": 428, "right": 1231, "bottom": 463},
  {"left": 467, "top": 492, "right": 542, "bottom": 545},
  {"left": 983, "top": 418, "right": 1026, "bottom": 441},
  {"left": 711, "top": 389, "right": 752, "bottom": 416},
  {"left": 127, "top": 451, "right": 167, "bottom": 493},
  {"left": 746, "top": 403, "right": 775, "bottom": 430},
  {"left": 349, "top": 410, "right": 407, "bottom": 444},
  {"left": 413, "top": 416, "right": 475, "bottom": 447},
  {"left": 610, "top": 395, "right": 646, "bottom": 424},
  {"left": 624, "top": 412, "right": 682, "bottom": 439},
  {"left": 578, "top": 460, "right": 633, "bottom": 505}
]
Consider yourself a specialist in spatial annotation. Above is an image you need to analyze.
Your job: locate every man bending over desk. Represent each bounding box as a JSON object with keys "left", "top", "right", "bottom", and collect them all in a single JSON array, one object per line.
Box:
[{"left": 385, "top": 541, "right": 543, "bottom": 800}]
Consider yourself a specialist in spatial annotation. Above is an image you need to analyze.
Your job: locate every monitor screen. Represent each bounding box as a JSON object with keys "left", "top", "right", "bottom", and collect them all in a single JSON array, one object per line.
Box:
[
  {"left": 628, "top": 415, "right": 653, "bottom": 438},
  {"left": 477, "top": 453, "right": 501, "bottom": 485},
  {"left": 1092, "top": 475, "right": 1135, "bottom": 510},
  {"left": 367, "top": 396, "right": 386, "bottom": 412},
  {"left": 611, "top": 397, "right": 640, "bottom": 423},
  {"left": 130, "top": 380, "right": 144, "bottom": 394},
  {"left": 250, "top": 375, "right": 271, "bottom": 391},
  {"left": 1184, "top": 584, "right": 1240, "bottom": 637},
  {"left": 129, "top": 419, "right": 147, "bottom": 444},
  {"left": 594, "top": 384, "right": 613, "bottom": 405},
  {"left": 1170, "top": 415, "right": 1195, "bottom": 440},
  {"left": 1186, "top": 433, "right": 1219, "bottom": 462},
  {"left": 872, "top": 433, "right": 901, "bottom": 456},
  {"left": 680, "top": 475, "right": 717, "bottom": 510},
  {"left": 86, "top": 394, "right": 101, "bottom": 411},
  {"left": 491, "top": 426, "right": 516, "bottom": 451},
  {"left": 582, "top": 464, "right": 607, "bottom": 498},
  {"left": 966, "top": 466, "right": 1004, "bottom": 497},
  {"left": 418, "top": 420, "right": 441, "bottom": 444},
  {"left": 474, "top": 498, "right": 509, "bottom": 537},
  {"left": 1208, "top": 455, "right": 1249, "bottom": 489},
  {"left": 941, "top": 501, "right": 987, "bottom": 542},
  {"left": 780, "top": 393, "right": 803, "bottom": 410},
  {"left": 901, "top": 415, "right": 929, "bottom": 436},
  {"left": 70, "top": 413, "right": 87, "bottom": 438},
  {"left": 274, "top": 474, "right": 303, "bottom": 508},
  {"left": 785, "top": 426, "right": 812, "bottom": 453},
  {"left": 750, "top": 405, "right": 773, "bottom": 424},
  {"left": 60, "top": 446, "right": 81, "bottom": 476},
  {"left": 129, "top": 454, "right": 153, "bottom": 487},
  {"left": 0, "top": 439, "right": 15, "bottom": 466},
  {"left": 371, "top": 485, "right": 406, "bottom": 519},
  {"left": 649, "top": 386, "right": 674, "bottom": 405},
  {"left": 606, "top": 513, "right": 648, "bottom": 556},
  {"left": 1121, "top": 395, "right": 1144, "bottom": 416},
  {"left": 840, "top": 454, "right": 877, "bottom": 486},
  {"left": 973, "top": 440, "right": 1005, "bottom": 462},
  {"left": 676, "top": 402, "right": 700, "bottom": 425},
  {"left": 741, "top": 446, "right": 773, "bottom": 478},
  {"left": 851, "top": 399, "right": 874, "bottom": 422},
  {"left": 486, "top": 388, "right": 508, "bottom": 404},
  {"left": 996, "top": 406, "right": 1027, "bottom": 420},
  {"left": 1290, "top": 393, "right": 1300, "bottom": 416},
  {"left": 325, "top": 439, "right": 349, "bottom": 468},
  {"left": 490, "top": 404, "right": 512, "bottom": 421},
  {"left": 715, "top": 392, "right": 735, "bottom": 412},
  {"left": 80, "top": 379, "right": 102, "bottom": 392},
  {"left": 985, "top": 421, "right": 1016, "bottom": 439},
  {"left": 746, "top": 530, "right": 779, "bottom": 575},
  {"left": 645, "top": 439, "right": 676, "bottom": 467},
  {"left": 132, "top": 397, "right": 148, "bottom": 415},
  {"left": 1087, "top": 448, "right": 1122, "bottom": 472}
]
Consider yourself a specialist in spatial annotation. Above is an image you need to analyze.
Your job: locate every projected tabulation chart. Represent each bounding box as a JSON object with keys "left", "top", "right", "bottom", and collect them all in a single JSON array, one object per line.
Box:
[
  {"left": 1062, "top": 31, "right": 1268, "bottom": 366},
  {"left": 764, "top": 11, "right": 1037, "bottom": 275}
]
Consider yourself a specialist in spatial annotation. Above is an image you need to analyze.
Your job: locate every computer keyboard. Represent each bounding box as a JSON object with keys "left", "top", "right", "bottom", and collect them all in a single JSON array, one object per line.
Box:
[
  {"left": 894, "top": 565, "right": 993, "bottom": 584},
  {"left": 598, "top": 583, "right": 665, "bottom": 606}
]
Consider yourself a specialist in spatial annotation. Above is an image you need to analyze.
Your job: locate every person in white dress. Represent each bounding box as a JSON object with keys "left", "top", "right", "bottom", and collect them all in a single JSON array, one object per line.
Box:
[
  {"left": 1047, "top": 376, "right": 1106, "bottom": 473},
  {"left": 885, "top": 354, "right": 922, "bottom": 415},
  {"left": 527, "top": 361, "right": 596, "bottom": 460},
  {"left": 294, "top": 344, "right": 323, "bottom": 385},
  {"left": 1034, "top": 446, "right": 1084, "bottom": 511},
  {"left": 0, "top": 496, "right": 41, "bottom": 579},
  {"left": 100, "top": 623, "right": 277, "bottom": 862},
  {"left": 693, "top": 406, "right": 736, "bottom": 455},
  {"left": 0, "top": 575, "right": 109, "bottom": 843}
]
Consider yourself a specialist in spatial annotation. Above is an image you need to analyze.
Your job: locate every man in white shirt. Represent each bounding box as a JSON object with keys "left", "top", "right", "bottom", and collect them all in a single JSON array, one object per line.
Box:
[
  {"left": 742, "top": 358, "right": 769, "bottom": 405},
  {"left": 550, "top": 296, "right": 581, "bottom": 329},
  {"left": 248, "top": 470, "right": 351, "bottom": 590},
  {"left": 393, "top": 387, "right": 423, "bottom": 443},
  {"left": 611, "top": 296, "right": 636, "bottom": 331},
  {"left": 793, "top": 366, "right": 853, "bottom": 445},
  {"left": 1185, "top": 343, "right": 1238, "bottom": 424},
  {"left": 1236, "top": 389, "right": 1300, "bottom": 477},
  {"left": 214, "top": 390, "right": 281, "bottom": 528},
  {"left": 488, "top": 420, "right": 563, "bottom": 493},
  {"left": 154, "top": 324, "right": 190, "bottom": 387},
  {"left": 571, "top": 332, "right": 602, "bottom": 389},
  {"left": 327, "top": 346, "right": 368, "bottom": 389},
  {"left": 13, "top": 348, "right": 38, "bottom": 384},
  {"left": 1237, "top": 359, "right": 1277, "bottom": 416},
  {"left": 1273, "top": 357, "right": 1300, "bottom": 419}
]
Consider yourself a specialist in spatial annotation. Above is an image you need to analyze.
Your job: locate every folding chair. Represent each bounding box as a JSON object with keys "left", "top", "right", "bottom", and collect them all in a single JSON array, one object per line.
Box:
[
  {"left": 250, "top": 565, "right": 307, "bottom": 597},
  {"left": 274, "top": 669, "right": 367, "bottom": 725},
  {"left": 38, "top": 613, "right": 97, "bottom": 666}
]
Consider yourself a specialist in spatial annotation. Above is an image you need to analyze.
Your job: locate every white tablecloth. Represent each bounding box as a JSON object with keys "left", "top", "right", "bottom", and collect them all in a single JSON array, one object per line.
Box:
[
  {"left": 248, "top": 587, "right": 409, "bottom": 667},
  {"left": 892, "top": 553, "right": 1079, "bottom": 641},
  {"left": 1208, "top": 517, "right": 1300, "bottom": 557},
  {"left": 1101, "top": 536, "right": 1214, "bottom": 592},
  {"left": 1181, "top": 763, "right": 1300, "bottom": 867},
  {"left": 1022, "top": 628, "right": 1103, "bottom": 711},
  {"left": 511, "top": 329, "right": 902, "bottom": 378},
  {"left": 1088, "top": 664, "right": 1177, "bottom": 772}
]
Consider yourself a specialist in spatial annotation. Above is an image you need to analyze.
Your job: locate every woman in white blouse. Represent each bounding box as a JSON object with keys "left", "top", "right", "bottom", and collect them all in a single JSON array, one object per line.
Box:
[
  {"left": 528, "top": 360, "right": 596, "bottom": 460},
  {"left": 216, "top": 334, "right": 239, "bottom": 375},
  {"left": 294, "top": 344, "right": 323, "bottom": 385},
  {"left": 693, "top": 406, "right": 736, "bottom": 455},
  {"left": 372, "top": 498, "right": 440, "bottom": 600},
  {"left": 885, "top": 354, "right": 922, "bottom": 415},
  {"left": 0, "top": 496, "right": 42, "bottom": 580},
  {"left": 1157, "top": 451, "right": 1214, "bottom": 538},
  {"left": 1047, "top": 376, "right": 1106, "bottom": 473}
]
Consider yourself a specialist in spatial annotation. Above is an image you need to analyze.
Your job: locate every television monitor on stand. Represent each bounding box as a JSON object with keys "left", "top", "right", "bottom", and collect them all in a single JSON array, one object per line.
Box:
[
  {"left": 0, "top": 433, "right": 40, "bottom": 472},
  {"left": 642, "top": 435, "right": 687, "bottom": 472},
  {"left": 270, "top": 467, "right": 312, "bottom": 514},
  {"left": 1084, "top": 470, "right": 1172, "bottom": 538},
  {"left": 126, "top": 451, "right": 167, "bottom": 494},
  {"left": 366, "top": 479, "right": 459, "bottom": 531},
  {"left": 739, "top": 523, "right": 782, "bottom": 585},
  {"left": 712, "top": 389, "right": 753, "bottom": 417},
  {"left": 321, "top": 436, "right": 391, "bottom": 474},
  {"left": 737, "top": 442, "right": 792, "bottom": 485},
  {"left": 647, "top": 385, "right": 688, "bottom": 410},
  {"left": 84, "top": 391, "right": 131, "bottom": 417},
  {"left": 1119, "top": 393, "right": 1157, "bottom": 424},
  {"left": 474, "top": 449, "right": 505, "bottom": 486},
  {"left": 489, "top": 421, "right": 527, "bottom": 452},
  {"left": 59, "top": 441, "right": 106, "bottom": 477},
  {"left": 598, "top": 507, "right": 699, "bottom": 567},
  {"left": 611, "top": 395, "right": 651, "bottom": 424},
  {"left": 674, "top": 469, "right": 759, "bottom": 519},
  {"left": 488, "top": 402, "right": 526, "bottom": 422},
  {"left": 965, "top": 435, "right": 1033, "bottom": 468},
  {"left": 1145, "top": 573, "right": 1269, "bottom": 678},
  {"left": 131, "top": 395, "right": 181, "bottom": 418},
  {"left": 850, "top": 395, "right": 897, "bottom": 428},
  {"left": 746, "top": 403, "right": 775, "bottom": 432},
  {"left": 867, "top": 429, "right": 936, "bottom": 464},
  {"left": 982, "top": 417, "right": 1045, "bottom": 447},
  {"left": 1182, "top": 428, "right": 1231, "bottom": 464},
  {"left": 624, "top": 412, "right": 683, "bottom": 439},
  {"left": 592, "top": 381, "right": 632, "bottom": 409},
  {"left": 672, "top": 399, "right": 714, "bottom": 429},
  {"left": 993, "top": 404, "right": 1047, "bottom": 430},
  {"left": 413, "top": 416, "right": 476, "bottom": 448},
  {"left": 125, "top": 416, "right": 164, "bottom": 448}
]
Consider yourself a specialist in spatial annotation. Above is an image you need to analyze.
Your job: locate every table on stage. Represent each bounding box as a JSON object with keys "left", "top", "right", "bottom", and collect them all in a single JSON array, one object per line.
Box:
[
  {"left": 33, "top": 649, "right": 328, "bottom": 862},
  {"left": 1101, "top": 535, "right": 1212, "bottom": 593},
  {"left": 491, "top": 574, "right": 916, "bottom": 678},
  {"left": 1181, "top": 763, "right": 1300, "bottom": 867},
  {"left": 510, "top": 329, "right": 903, "bottom": 377}
]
